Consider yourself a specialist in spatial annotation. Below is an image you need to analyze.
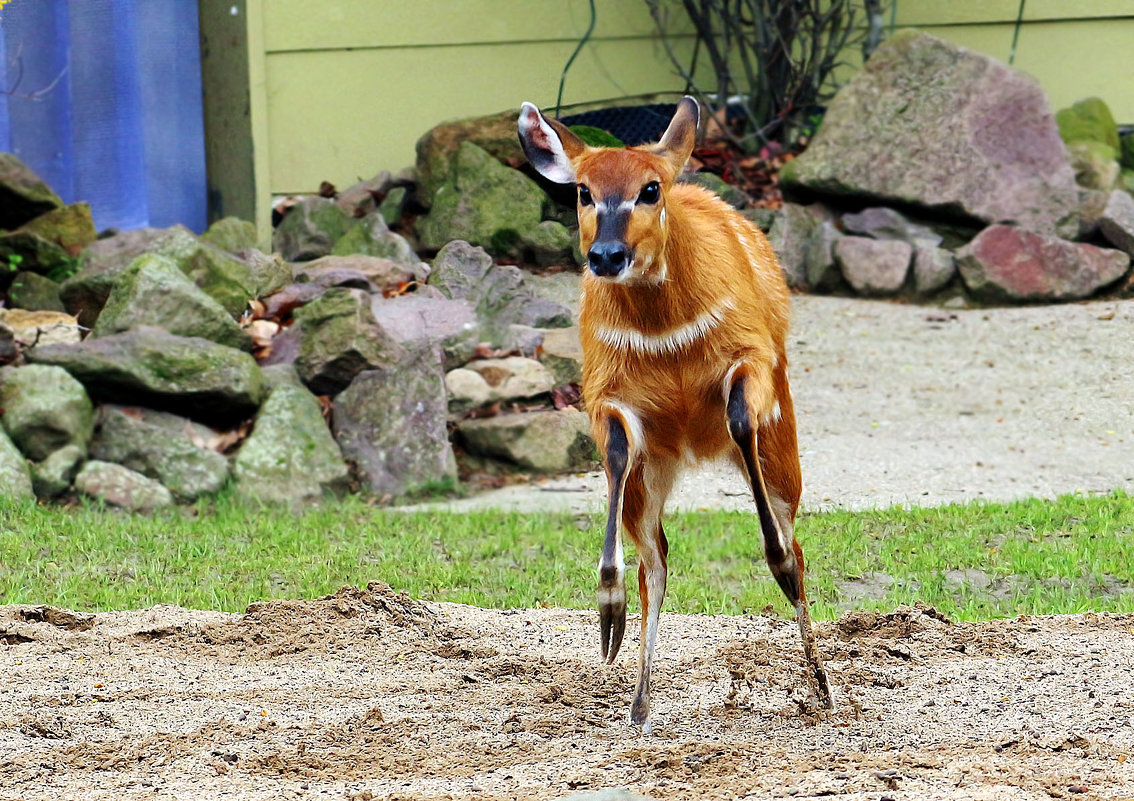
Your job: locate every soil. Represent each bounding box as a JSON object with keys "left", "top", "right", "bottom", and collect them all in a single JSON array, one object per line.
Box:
[{"left": 3, "top": 586, "right": 1134, "bottom": 800}]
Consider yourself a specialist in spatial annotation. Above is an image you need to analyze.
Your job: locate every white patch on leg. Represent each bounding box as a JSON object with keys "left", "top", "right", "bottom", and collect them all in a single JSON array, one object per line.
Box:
[
  {"left": 759, "top": 400, "right": 782, "bottom": 425},
  {"left": 605, "top": 401, "right": 645, "bottom": 458}
]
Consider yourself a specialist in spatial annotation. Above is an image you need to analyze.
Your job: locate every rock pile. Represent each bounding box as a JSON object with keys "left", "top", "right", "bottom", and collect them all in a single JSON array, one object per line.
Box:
[{"left": 0, "top": 155, "right": 589, "bottom": 508}]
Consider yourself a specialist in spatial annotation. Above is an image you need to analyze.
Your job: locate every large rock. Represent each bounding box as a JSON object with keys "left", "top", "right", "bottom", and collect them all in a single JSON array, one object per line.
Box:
[
  {"left": 956, "top": 225, "right": 1130, "bottom": 301},
  {"left": 540, "top": 326, "right": 583, "bottom": 386},
  {"left": 90, "top": 405, "right": 229, "bottom": 501},
  {"left": 803, "top": 220, "right": 845, "bottom": 291},
  {"left": 200, "top": 216, "right": 258, "bottom": 253},
  {"left": 91, "top": 254, "right": 252, "bottom": 350},
  {"left": 834, "top": 237, "right": 912, "bottom": 295},
  {"left": 73, "top": 460, "right": 172, "bottom": 511},
  {"left": 0, "top": 203, "right": 97, "bottom": 278},
  {"left": 0, "top": 427, "right": 33, "bottom": 500},
  {"left": 332, "top": 353, "right": 456, "bottom": 497},
  {"left": 233, "top": 365, "right": 349, "bottom": 505},
  {"left": 329, "top": 212, "right": 422, "bottom": 272},
  {"left": 416, "top": 141, "right": 546, "bottom": 255},
  {"left": 841, "top": 207, "right": 943, "bottom": 247},
  {"left": 781, "top": 31, "right": 1079, "bottom": 238},
  {"left": 457, "top": 409, "right": 594, "bottom": 473},
  {"left": 0, "top": 153, "right": 63, "bottom": 230},
  {"left": 273, "top": 197, "right": 352, "bottom": 262},
  {"left": 60, "top": 226, "right": 259, "bottom": 326},
  {"left": 293, "top": 288, "right": 406, "bottom": 395},
  {"left": 238, "top": 247, "right": 292, "bottom": 297},
  {"left": 25, "top": 327, "right": 266, "bottom": 425},
  {"left": 369, "top": 294, "right": 479, "bottom": 370},
  {"left": 296, "top": 254, "right": 426, "bottom": 295},
  {"left": 912, "top": 245, "right": 957, "bottom": 295},
  {"left": 415, "top": 109, "right": 526, "bottom": 208},
  {"left": 0, "top": 309, "right": 81, "bottom": 347},
  {"left": 517, "top": 220, "right": 576, "bottom": 267},
  {"left": 0, "top": 364, "right": 94, "bottom": 461},
  {"left": 429, "top": 241, "right": 572, "bottom": 342},
  {"left": 1098, "top": 189, "right": 1134, "bottom": 256},
  {"left": 7, "top": 272, "right": 65, "bottom": 312}
]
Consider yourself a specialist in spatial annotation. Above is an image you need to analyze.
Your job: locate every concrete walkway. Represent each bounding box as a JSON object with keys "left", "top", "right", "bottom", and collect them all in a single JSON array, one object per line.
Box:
[{"left": 423, "top": 294, "right": 1134, "bottom": 514}]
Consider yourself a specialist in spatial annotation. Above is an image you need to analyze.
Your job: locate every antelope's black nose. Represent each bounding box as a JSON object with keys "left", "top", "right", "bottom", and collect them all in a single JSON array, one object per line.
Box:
[{"left": 588, "top": 241, "right": 630, "bottom": 277}]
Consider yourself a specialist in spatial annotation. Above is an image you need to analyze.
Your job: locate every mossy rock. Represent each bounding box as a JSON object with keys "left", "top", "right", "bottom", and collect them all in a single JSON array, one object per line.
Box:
[{"left": 1056, "top": 97, "right": 1120, "bottom": 150}]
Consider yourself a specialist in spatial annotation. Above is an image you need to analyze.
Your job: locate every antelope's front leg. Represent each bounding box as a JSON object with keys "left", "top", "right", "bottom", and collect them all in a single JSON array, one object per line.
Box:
[
  {"left": 726, "top": 368, "right": 834, "bottom": 710},
  {"left": 597, "top": 414, "right": 631, "bottom": 663}
]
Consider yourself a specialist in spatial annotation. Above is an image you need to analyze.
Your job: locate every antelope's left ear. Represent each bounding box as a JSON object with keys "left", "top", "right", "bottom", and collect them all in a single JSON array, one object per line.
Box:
[
  {"left": 517, "top": 102, "right": 585, "bottom": 184},
  {"left": 652, "top": 96, "right": 700, "bottom": 175}
]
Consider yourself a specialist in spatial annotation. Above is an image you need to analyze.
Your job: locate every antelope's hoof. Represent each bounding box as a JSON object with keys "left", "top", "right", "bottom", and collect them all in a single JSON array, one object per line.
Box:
[{"left": 599, "top": 598, "right": 626, "bottom": 663}]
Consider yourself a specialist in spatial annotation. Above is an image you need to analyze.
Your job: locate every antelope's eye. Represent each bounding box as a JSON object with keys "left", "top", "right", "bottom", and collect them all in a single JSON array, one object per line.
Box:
[
  {"left": 578, "top": 185, "right": 593, "bottom": 206},
  {"left": 637, "top": 181, "right": 660, "bottom": 205}
]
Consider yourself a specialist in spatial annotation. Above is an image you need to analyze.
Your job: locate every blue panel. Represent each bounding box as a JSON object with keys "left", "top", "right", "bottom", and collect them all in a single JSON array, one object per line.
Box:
[
  {"left": 137, "top": 1, "right": 207, "bottom": 232},
  {"left": 2, "top": 0, "right": 75, "bottom": 200}
]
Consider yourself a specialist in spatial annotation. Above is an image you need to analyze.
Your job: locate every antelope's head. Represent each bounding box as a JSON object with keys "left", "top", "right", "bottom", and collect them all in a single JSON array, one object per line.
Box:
[{"left": 518, "top": 96, "right": 699, "bottom": 285}]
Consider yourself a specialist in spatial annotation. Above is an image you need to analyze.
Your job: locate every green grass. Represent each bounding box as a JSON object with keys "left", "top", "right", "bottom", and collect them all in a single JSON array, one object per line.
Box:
[{"left": 1, "top": 491, "right": 1131, "bottom": 621}]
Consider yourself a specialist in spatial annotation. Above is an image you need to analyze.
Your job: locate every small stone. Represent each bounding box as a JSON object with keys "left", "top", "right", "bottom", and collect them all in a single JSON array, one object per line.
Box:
[
  {"left": 73, "top": 460, "right": 172, "bottom": 511},
  {"left": 336, "top": 171, "right": 392, "bottom": 218},
  {"left": 0, "top": 426, "right": 33, "bottom": 500},
  {"left": 295, "top": 254, "right": 425, "bottom": 295},
  {"left": 0, "top": 203, "right": 96, "bottom": 278},
  {"left": 767, "top": 203, "right": 820, "bottom": 288},
  {"left": 200, "top": 216, "right": 259, "bottom": 253},
  {"left": 273, "top": 197, "right": 353, "bottom": 262},
  {"left": 834, "top": 237, "right": 912, "bottom": 295},
  {"left": 804, "top": 221, "right": 845, "bottom": 291},
  {"left": 332, "top": 352, "right": 456, "bottom": 497},
  {"left": 0, "top": 153, "right": 64, "bottom": 230},
  {"left": 330, "top": 212, "right": 420, "bottom": 271},
  {"left": 31, "top": 444, "right": 85, "bottom": 499},
  {"left": 841, "top": 206, "right": 942, "bottom": 247},
  {"left": 447, "top": 356, "right": 554, "bottom": 412},
  {"left": 0, "top": 364, "right": 94, "bottom": 461},
  {"left": 1098, "top": 189, "right": 1134, "bottom": 256},
  {"left": 539, "top": 326, "right": 583, "bottom": 385},
  {"left": 518, "top": 220, "right": 575, "bottom": 267},
  {"left": 0, "top": 309, "right": 82, "bottom": 347},
  {"left": 457, "top": 409, "right": 594, "bottom": 473},
  {"left": 502, "top": 324, "right": 545, "bottom": 358},
  {"left": 236, "top": 247, "right": 292, "bottom": 298},
  {"left": 1067, "top": 141, "right": 1120, "bottom": 192},
  {"left": 378, "top": 185, "right": 407, "bottom": 227},
  {"left": 912, "top": 246, "right": 956, "bottom": 295}
]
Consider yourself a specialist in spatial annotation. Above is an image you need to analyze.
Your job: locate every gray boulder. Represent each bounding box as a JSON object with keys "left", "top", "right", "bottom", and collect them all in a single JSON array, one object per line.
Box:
[
  {"left": 273, "top": 197, "right": 352, "bottom": 262},
  {"left": 956, "top": 225, "right": 1130, "bottom": 301},
  {"left": 233, "top": 365, "right": 349, "bottom": 505},
  {"left": 804, "top": 221, "right": 845, "bottom": 291},
  {"left": 539, "top": 326, "right": 583, "bottom": 385},
  {"left": 429, "top": 240, "right": 572, "bottom": 342},
  {"left": 0, "top": 427, "right": 33, "bottom": 500},
  {"left": 370, "top": 294, "right": 479, "bottom": 370},
  {"left": 781, "top": 31, "right": 1079, "bottom": 238},
  {"left": 91, "top": 254, "right": 252, "bottom": 350},
  {"left": 834, "top": 237, "right": 912, "bottom": 295},
  {"left": 767, "top": 203, "right": 822, "bottom": 287},
  {"left": 1099, "top": 189, "right": 1134, "bottom": 256},
  {"left": 416, "top": 141, "right": 546, "bottom": 254},
  {"left": 446, "top": 356, "right": 555, "bottom": 413},
  {"left": 0, "top": 364, "right": 94, "bottom": 461},
  {"left": 378, "top": 185, "right": 407, "bottom": 227},
  {"left": 414, "top": 109, "right": 526, "bottom": 208},
  {"left": 0, "top": 152, "right": 63, "bottom": 230},
  {"left": 0, "top": 203, "right": 97, "bottom": 278},
  {"left": 7, "top": 272, "right": 65, "bottom": 312},
  {"left": 201, "top": 216, "right": 258, "bottom": 253},
  {"left": 237, "top": 247, "right": 293, "bottom": 298},
  {"left": 31, "top": 444, "right": 85, "bottom": 499},
  {"left": 293, "top": 288, "right": 406, "bottom": 396},
  {"left": 332, "top": 353, "right": 456, "bottom": 497},
  {"left": 912, "top": 246, "right": 957, "bottom": 295},
  {"left": 336, "top": 171, "right": 392, "bottom": 217},
  {"left": 330, "top": 211, "right": 421, "bottom": 271},
  {"left": 73, "top": 460, "right": 172, "bottom": 511},
  {"left": 841, "top": 206, "right": 943, "bottom": 247},
  {"left": 60, "top": 225, "right": 260, "bottom": 326},
  {"left": 25, "top": 327, "right": 266, "bottom": 425},
  {"left": 517, "top": 220, "right": 576, "bottom": 267},
  {"left": 457, "top": 409, "right": 594, "bottom": 473},
  {"left": 91, "top": 406, "right": 229, "bottom": 501}
]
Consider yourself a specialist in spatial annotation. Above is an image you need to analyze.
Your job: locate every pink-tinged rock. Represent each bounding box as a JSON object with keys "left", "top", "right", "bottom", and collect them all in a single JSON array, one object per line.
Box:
[
  {"left": 956, "top": 225, "right": 1130, "bottom": 301},
  {"left": 834, "top": 236, "right": 912, "bottom": 295}
]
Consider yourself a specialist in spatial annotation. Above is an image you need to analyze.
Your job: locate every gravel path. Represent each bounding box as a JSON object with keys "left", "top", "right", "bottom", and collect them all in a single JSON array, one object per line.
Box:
[{"left": 430, "top": 294, "right": 1134, "bottom": 514}]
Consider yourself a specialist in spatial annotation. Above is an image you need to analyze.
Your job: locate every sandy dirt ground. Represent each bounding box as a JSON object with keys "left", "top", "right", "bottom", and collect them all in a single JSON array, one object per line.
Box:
[
  {"left": 3, "top": 585, "right": 1134, "bottom": 800},
  {"left": 433, "top": 294, "right": 1134, "bottom": 514}
]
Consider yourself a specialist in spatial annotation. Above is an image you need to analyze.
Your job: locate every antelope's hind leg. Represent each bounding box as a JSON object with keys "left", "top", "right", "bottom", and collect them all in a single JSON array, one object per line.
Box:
[{"left": 726, "top": 371, "right": 834, "bottom": 710}]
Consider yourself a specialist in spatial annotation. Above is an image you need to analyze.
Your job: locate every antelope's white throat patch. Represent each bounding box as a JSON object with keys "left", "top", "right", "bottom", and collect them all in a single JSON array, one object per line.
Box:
[{"left": 596, "top": 298, "right": 735, "bottom": 355}]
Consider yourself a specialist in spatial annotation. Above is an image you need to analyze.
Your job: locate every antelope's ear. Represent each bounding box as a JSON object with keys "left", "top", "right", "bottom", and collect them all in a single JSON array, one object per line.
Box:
[
  {"left": 651, "top": 95, "right": 700, "bottom": 175},
  {"left": 518, "top": 102, "right": 585, "bottom": 184}
]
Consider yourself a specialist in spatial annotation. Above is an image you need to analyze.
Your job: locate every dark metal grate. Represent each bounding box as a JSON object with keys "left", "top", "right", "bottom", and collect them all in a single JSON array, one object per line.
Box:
[{"left": 560, "top": 103, "right": 678, "bottom": 147}]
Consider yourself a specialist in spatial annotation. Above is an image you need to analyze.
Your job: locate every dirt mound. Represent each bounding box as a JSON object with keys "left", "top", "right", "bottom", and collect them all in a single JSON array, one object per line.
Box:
[{"left": 3, "top": 600, "right": 1133, "bottom": 800}]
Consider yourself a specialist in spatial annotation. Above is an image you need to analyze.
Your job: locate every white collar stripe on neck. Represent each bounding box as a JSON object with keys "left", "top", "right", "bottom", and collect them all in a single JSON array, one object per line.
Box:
[{"left": 595, "top": 298, "right": 735, "bottom": 355}]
